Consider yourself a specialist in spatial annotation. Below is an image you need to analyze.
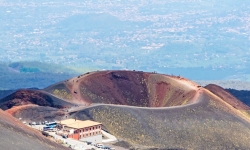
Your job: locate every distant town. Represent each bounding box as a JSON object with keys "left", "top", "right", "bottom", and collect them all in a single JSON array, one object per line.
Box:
[{"left": 1, "top": 0, "right": 250, "bottom": 73}]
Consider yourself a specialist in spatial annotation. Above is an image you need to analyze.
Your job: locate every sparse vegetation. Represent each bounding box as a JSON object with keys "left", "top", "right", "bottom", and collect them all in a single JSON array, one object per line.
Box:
[
  {"left": 53, "top": 89, "right": 72, "bottom": 100},
  {"left": 113, "top": 140, "right": 133, "bottom": 149},
  {"left": 1, "top": 70, "right": 250, "bottom": 149},
  {"left": 74, "top": 101, "right": 250, "bottom": 149}
]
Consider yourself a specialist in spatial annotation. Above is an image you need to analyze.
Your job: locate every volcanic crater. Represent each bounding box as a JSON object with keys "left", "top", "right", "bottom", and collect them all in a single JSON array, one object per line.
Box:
[
  {"left": 3, "top": 70, "right": 250, "bottom": 149},
  {"left": 45, "top": 70, "right": 201, "bottom": 107}
]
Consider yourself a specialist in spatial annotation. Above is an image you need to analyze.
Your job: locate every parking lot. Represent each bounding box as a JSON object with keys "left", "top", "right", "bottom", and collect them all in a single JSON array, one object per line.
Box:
[
  {"left": 49, "top": 132, "right": 123, "bottom": 150},
  {"left": 49, "top": 132, "right": 96, "bottom": 150},
  {"left": 27, "top": 123, "right": 124, "bottom": 150}
]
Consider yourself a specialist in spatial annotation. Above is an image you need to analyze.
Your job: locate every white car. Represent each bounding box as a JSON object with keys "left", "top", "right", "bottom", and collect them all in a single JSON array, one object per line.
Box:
[{"left": 96, "top": 143, "right": 104, "bottom": 148}]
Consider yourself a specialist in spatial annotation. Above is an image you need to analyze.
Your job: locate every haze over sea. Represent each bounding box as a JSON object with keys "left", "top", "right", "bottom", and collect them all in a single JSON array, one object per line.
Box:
[{"left": 1, "top": 0, "right": 250, "bottom": 89}]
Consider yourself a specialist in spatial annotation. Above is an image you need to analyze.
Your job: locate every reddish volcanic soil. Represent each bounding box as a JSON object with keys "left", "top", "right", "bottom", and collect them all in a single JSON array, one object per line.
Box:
[
  {"left": 3, "top": 70, "right": 250, "bottom": 149},
  {"left": 0, "top": 109, "right": 69, "bottom": 150},
  {"left": 45, "top": 70, "right": 201, "bottom": 107},
  {"left": 205, "top": 84, "right": 250, "bottom": 110},
  {"left": 5, "top": 104, "right": 66, "bottom": 122},
  {"left": 42, "top": 71, "right": 250, "bottom": 149},
  {"left": 0, "top": 89, "right": 74, "bottom": 110}
]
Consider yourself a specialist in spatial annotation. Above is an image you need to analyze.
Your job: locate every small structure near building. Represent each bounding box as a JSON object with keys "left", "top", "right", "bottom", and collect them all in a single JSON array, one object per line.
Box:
[
  {"left": 43, "top": 122, "right": 57, "bottom": 131},
  {"left": 58, "top": 119, "right": 102, "bottom": 143}
]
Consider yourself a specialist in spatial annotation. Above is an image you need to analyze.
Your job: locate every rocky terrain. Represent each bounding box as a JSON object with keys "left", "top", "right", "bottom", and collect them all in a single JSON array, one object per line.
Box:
[
  {"left": 0, "top": 108, "right": 69, "bottom": 150},
  {"left": 45, "top": 70, "right": 200, "bottom": 107},
  {"left": 0, "top": 89, "right": 74, "bottom": 110},
  {"left": 1, "top": 70, "right": 250, "bottom": 149}
]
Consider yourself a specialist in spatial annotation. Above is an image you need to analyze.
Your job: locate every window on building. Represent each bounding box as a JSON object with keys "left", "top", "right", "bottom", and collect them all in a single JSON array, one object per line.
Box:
[
  {"left": 86, "top": 128, "right": 88, "bottom": 131},
  {"left": 86, "top": 134, "right": 88, "bottom": 137},
  {"left": 99, "top": 126, "right": 101, "bottom": 128},
  {"left": 96, "top": 126, "right": 98, "bottom": 129},
  {"left": 90, "top": 133, "right": 91, "bottom": 136}
]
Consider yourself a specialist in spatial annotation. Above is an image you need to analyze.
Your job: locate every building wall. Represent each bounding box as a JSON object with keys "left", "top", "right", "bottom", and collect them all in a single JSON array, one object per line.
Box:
[
  {"left": 68, "top": 133, "right": 79, "bottom": 140},
  {"left": 79, "top": 134, "right": 102, "bottom": 143},
  {"left": 64, "top": 124, "right": 102, "bottom": 141},
  {"left": 81, "top": 125, "right": 102, "bottom": 137}
]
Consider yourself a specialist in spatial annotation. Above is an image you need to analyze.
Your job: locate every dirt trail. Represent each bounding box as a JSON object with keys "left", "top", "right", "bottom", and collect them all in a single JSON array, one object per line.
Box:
[{"left": 52, "top": 71, "right": 203, "bottom": 107}]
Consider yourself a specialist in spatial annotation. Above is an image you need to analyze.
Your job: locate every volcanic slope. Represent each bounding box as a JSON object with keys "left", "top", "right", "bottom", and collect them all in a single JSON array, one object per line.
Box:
[
  {"left": 0, "top": 89, "right": 75, "bottom": 121},
  {"left": 0, "top": 108, "right": 69, "bottom": 150},
  {"left": 44, "top": 70, "right": 199, "bottom": 107},
  {"left": 205, "top": 84, "right": 250, "bottom": 111},
  {"left": 6, "top": 104, "right": 66, "bottom": 122},
  {"left": 42, "top": 71, "right": 250, "bottom": 149},
  {"left": 0, "top": 89, "right": 75, "bottom": 110},
  {"left": 69, "top": 89, "right": 250, "bottom": 149}
]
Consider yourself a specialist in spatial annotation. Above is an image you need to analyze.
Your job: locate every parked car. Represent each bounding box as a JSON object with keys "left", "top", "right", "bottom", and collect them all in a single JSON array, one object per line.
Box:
[
  {"left": 31, "top": 122, "right": 36, "bottom": 125},
  {"left": 42, "top": 121, "right": 48, "bottom": 124},
  {"left": 91, "top": 143, "right": 96, "bottom": 146},
  {"left": 96, "top": 143, "right": 104, "bottom": 148},
  {"left": 41, "top": 131, "right": 49, "bottom": 137},
  {"left": 62, "top": 135, "right": 67, "bottom": 139},
  {"left": 86, "top": 141, "right": 92, "bottom": 145},
  {"left": 103, "top": 146, "right": 110, "bottom": 150},
  {"left": 51, "top": 128, "right": 56, "bottom": 132}
]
